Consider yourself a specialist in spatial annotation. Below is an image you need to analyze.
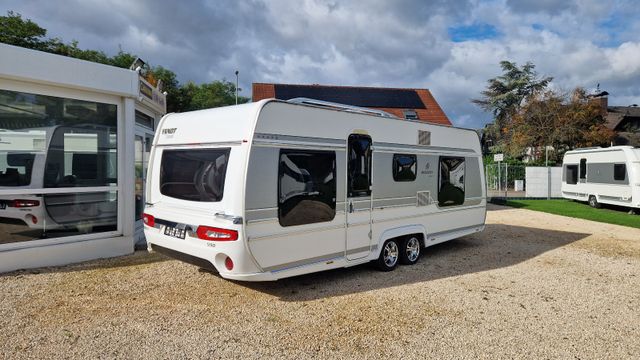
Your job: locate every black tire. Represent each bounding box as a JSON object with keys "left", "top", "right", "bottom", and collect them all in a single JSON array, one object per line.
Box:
[
  {"left": 376, "top": 239, "right": 400, "bottom": 271},
  {"left": 399, "top": 235, "right": 421, "bottom": 265},
  {"left": 588, "top": 195, "right": 601, "bottom": 208}
]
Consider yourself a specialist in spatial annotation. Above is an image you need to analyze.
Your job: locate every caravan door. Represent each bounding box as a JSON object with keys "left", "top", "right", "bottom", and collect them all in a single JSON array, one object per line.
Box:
[{"left": 346, "top": 134, "right": 372, "bottom": 260}]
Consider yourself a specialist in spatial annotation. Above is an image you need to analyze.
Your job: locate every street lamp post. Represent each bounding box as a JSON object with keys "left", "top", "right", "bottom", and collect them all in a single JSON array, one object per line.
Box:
[{"left": 235, "top": 70, "right": 239, "bottom": 105}]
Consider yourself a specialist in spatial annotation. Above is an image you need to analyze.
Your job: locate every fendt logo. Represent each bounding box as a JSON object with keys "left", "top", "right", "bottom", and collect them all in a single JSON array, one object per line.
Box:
[{"left": 162, "top": 128, "right": 177, "bottom": 135}]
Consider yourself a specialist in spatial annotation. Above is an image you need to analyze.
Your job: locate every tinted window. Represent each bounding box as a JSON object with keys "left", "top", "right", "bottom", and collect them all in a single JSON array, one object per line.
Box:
[
  {"left": 160, "top": 148, "right": 230, "bottom": 202},
  {"left": 278, "top": 149, "right": 336, "bottom": 227},
  {"left": 0, "top": 151, "right": 35, "bottom": 186},
  {"left": 44, "top": 126, "right": 117, "bottom": 187},
  {"left": 438, "top": 157, "right": 465, "bottom": 207},
  {"left": 393, "top": 154, "right": 417, "bottom": 182},
  {"left": 579, "top": 158, "right": 587, "bottom": 180},
  {"left": 566, "top": 165, "right": 578, "bottom": 185},
  {"left": 614, "top": 164, "right": 626, "bottom": 181},
  {"left": 348, "top": 134, "right": 372, "bottom": 197}
]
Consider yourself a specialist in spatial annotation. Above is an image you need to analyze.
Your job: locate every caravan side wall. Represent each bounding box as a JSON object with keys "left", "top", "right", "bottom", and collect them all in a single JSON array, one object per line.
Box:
[{"left": 244, "top": 102, "right": 486, "bottom": 276}]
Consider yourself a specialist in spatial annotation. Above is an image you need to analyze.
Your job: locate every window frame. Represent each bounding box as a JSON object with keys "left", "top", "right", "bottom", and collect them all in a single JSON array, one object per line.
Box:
[
  {"left": 403, "top": 109, "right": 418, "bottom": 120},
  {"left": 565, "top": 164, "right": 578, "bottom": 185},
  {"left": 579, "top": 158, "right": 587, "bottom": 180},
  {"left": 159, "top": 148, "right": 231, "bottom": 202},
  {"left": 613, "top": 163, "right": 626, "bottom": 181},
  {"left": 277, "top": 148, "right": 337, "bottom": 227},
  {"left": 0, "top": 84, "right": 122, "bottom": 250},
  {"left": 392, "top": 153, "right": 417, "bottom": 182},
  {"left": 347, "top": 134, "right": 372, "bottom": 198}
]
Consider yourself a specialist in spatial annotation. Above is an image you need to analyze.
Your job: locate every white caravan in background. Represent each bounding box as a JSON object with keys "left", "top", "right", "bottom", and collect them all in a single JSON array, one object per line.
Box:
[
  {"left": 0, "top": 125, "right": 117, "bottom": 232},
  {"left": 143, "top": 99, "right": 487, "bottom": 281},
  {"left": 561, "top": 146, "right": 640, "bottom": 210}
]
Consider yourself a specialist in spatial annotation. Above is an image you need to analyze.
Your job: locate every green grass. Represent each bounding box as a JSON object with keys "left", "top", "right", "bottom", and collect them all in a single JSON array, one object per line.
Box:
[{"left": 504, "top": 199, "right": 640, "bottom": 229}]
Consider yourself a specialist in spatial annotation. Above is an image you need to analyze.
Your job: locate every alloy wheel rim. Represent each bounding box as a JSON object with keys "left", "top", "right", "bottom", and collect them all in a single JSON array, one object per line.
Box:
[
  {"left": 406, "top": 237, "right": 420, "bottom": 262},
  {"left": 384, "top": 241, "right": 399, "bottom": 267}
]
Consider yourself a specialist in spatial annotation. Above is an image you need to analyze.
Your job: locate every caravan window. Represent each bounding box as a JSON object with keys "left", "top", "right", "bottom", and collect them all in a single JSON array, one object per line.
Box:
[
  {"left": 0, "top": 151, "right": 35, "bottom": 186},
  {"left": 579, "top": 158, "right": 587, "bottom": 180},
  {"left": 565, "top": 165, "right": 578, "bottom": 185},
  {"left": 614, "top": 164, "right": 626, "bottom": 181},
  {"left": 438, "top": 157, "right": 465, "bottom": 207},
  {"left": 392, "top": 154, "right": 417, "bottom": 182},
  {"left": 348, "top": 134, "right": 372, "bottom": 197},
  {"left": 160, "top": 148, "right": 230, "bottom": 202},
  {"left": 44, "top": 126, "right": 117, "bottom": 187},
  {"left": 278, "top": 149, "right": 336, "bottom": 227}
]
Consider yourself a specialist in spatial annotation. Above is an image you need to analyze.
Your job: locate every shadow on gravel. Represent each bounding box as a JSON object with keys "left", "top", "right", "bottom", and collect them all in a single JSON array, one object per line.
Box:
[
  {"left": 0, "top": 250, "right": 168, "bottom": 278},
  {"left": 239, "top": 223, "right": 590, "bottom": 301}
]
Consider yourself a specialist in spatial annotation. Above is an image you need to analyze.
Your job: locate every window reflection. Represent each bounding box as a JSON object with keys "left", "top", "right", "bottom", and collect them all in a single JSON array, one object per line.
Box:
[
  {"left": 0, "top": 191, "right": 117, "bottom": 244},
  {"left": 0, "top": 89, "right": 118, "bottom": 244},
  {"left": 278, "top": 149, "right": 336, "bottom": 227}
]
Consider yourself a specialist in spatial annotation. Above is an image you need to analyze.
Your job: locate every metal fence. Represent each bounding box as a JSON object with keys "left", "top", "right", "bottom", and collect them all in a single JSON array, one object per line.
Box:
[
  {"left": 485, "top": 164, "right": 526, "bottom": 198},
  {"left": 485, "top": 164, "right": 563, "bottom": 200}
]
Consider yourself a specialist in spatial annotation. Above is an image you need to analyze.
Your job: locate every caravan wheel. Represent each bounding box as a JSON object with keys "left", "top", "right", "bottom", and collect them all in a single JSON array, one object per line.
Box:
[
  {"left": 399, "top": 236, "right": 421, "bottom": 265},
  {"left": 588, "top": 195, "right": 601, "bottom": 208},
  {"left": 376, "top": 239, "right": 399, "bottom": 271}
]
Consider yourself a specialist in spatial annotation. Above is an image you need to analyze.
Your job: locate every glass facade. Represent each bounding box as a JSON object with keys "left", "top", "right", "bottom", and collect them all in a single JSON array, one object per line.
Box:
[{"left": 0, "top": 89, "right": 118, "bottom": 245}]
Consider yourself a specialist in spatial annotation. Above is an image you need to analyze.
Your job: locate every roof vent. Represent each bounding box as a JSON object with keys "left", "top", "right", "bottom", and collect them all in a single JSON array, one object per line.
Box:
[{"left": 418, "top": 130, "right": 431, "bottom": 146}]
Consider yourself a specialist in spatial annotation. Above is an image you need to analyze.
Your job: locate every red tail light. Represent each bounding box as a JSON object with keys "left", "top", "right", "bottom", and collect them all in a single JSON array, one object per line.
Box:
[
  {"left": 142, "top": 213, "right": 155, "bottom": 227},
  {"left": 9, "top": 199, "right": 40, "bottom": 208},
  {"left": 225, "top": 256, "right": 234, "bottom": 271},
  {"left": 195, "top": 226, "right": 238, "bottom": 241}
]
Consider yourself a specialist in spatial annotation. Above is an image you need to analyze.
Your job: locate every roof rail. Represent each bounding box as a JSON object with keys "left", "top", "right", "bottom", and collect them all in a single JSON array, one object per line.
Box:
[
  {"left": 570, "top": 146, "right": 603, "bottom": 151},
  {"left": 287, "top": 97, "right": 397, "bottom": 119}
]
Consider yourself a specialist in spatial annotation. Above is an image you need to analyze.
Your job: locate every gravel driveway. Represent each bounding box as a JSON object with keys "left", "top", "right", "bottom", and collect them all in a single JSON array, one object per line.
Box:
[{"left": 1, "top": 205, "right": 639, "bottom": 359}]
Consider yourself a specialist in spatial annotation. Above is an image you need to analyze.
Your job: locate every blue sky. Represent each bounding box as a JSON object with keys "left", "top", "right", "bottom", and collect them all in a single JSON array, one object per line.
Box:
[
  {"left": 449, "top": 23, "right": 500, "bottom": 42},
  {"left": 2, "top": 0, "right": 640, "bottom": 129}
]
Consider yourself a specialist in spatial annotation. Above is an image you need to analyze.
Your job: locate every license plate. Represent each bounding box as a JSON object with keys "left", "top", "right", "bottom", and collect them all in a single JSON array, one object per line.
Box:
[{"left": 164, "top": 226, "right": 186, "bottom": 239}]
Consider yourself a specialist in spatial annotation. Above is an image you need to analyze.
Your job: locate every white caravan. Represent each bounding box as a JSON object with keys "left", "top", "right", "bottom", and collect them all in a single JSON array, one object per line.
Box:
[
  {"left": 561, "top": 146, "right": 640, "bottom": 209},
  {"left": 0, "top": 125, "right": 117, "bottom": 231},
  {"left": 143, "top": 99, "right": 486, "bottom": 281}
]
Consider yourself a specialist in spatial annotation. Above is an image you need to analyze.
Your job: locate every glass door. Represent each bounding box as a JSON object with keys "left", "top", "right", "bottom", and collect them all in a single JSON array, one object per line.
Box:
[{"left": 134, "top": 129, "right": 154, "bottom": 245}]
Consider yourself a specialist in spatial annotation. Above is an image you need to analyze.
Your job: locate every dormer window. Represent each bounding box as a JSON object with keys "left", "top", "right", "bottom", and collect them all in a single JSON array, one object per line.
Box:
[{"left": 403, "top": 109, "right": 418, "bottom": 120}]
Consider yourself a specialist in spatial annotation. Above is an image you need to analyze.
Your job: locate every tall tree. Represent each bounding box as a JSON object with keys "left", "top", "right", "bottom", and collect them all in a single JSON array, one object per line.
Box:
[
  {"left": 473, "top": 61, "right": 553, "bottom": 132},
  {"left": 507, "top": 88, "right": 614, "bottom": 161},
  {"left": 0, "top": 11, "right": 48, "bottom": 50}
]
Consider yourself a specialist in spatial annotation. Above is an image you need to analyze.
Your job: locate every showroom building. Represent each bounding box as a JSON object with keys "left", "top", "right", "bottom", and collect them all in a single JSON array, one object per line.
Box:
[{"left": 0, "top": 43, "right": 166, "bottom": 272}]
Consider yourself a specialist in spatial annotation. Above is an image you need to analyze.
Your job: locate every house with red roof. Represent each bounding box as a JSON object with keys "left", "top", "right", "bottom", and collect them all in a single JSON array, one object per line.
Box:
[{"left": 252, "top": 83, "right": 451, "bottom": 126}]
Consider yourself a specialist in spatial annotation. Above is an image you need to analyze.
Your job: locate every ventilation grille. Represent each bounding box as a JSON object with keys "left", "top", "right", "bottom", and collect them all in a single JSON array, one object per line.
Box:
[
  {"left": 418, "top": 130, "right": 431, "bottom": 145},
  {"left": 417, "top": 191, "right": 432, "bottom": 207}
]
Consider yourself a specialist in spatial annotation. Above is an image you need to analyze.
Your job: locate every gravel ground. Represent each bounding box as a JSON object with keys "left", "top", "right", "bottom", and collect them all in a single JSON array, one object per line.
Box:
[{"left": 1, "top": 205, "right": 639, "bottom": 359}]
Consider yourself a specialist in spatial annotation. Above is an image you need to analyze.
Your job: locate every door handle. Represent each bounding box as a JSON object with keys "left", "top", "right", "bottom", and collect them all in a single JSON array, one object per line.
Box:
[{"left": 349, "top": 201, "right": 354, "bottom": 213}]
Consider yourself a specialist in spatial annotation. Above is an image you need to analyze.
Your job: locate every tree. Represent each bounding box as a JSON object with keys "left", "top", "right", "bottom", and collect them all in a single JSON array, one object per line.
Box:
[
  {"left": 183, "top": 80, "right": 249, "bottom": 111},
  {"left": 507, "top": 88, "right": 614, "bottom": 162},
  {"left": 0, "top": 11, "right": 48, "bottom": 50},
  {"left": 473, "top": 61, "right": 553, "bottom": 132},
  {"left": 1, "top": 10, "right": 249, "bottom": 113}
]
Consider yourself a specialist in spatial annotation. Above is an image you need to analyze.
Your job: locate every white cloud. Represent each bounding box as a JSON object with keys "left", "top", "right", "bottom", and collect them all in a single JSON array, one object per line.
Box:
[{"left": 1, "top": 0, "right": 639, "bottom": 127}]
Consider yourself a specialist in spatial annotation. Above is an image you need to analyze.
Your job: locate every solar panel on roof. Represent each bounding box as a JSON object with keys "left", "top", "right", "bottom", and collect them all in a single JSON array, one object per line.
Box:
[{"left": 273, "top": 85, "right": 426, "bottom": 109}]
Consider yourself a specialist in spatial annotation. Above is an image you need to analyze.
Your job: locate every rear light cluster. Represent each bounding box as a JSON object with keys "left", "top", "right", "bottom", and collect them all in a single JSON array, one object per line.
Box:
[
  {"left": 8, "top": 199, "right": 40, "bottom": 208},
  {"left": 142, "top": 213, "right": 155, "bottom": 227},
  {"left": 196, "top": 226, "right": 238, "bottom": 241}
]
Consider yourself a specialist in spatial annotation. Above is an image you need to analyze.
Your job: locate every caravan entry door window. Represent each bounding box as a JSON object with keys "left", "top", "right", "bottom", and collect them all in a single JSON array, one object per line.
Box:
[{"left": 347, "top": 134, "right": 372, "bottom": 197}]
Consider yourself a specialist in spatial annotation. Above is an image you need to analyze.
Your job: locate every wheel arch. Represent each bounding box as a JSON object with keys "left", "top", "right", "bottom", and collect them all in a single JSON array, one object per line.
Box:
[{"left": 377, "top": 225, "right": 427, "bottom": 254}]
